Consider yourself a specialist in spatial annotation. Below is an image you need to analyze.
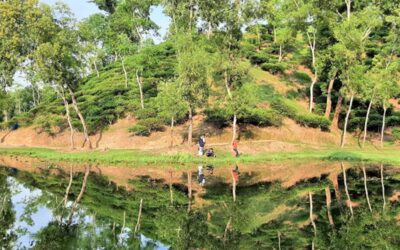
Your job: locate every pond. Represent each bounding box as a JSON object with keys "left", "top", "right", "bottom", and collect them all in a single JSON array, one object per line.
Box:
[{"left": 1, "top": 161, "right": 400, "bottom": 249}]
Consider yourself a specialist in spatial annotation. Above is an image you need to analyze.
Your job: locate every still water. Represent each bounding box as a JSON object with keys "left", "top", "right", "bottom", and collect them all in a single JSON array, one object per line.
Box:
[{"left": 1, "top": 161, "right": 400, "bottom": 249}]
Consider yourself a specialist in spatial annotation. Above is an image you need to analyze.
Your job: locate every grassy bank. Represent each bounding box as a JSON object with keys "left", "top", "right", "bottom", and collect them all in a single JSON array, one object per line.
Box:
[{"left": 0, "top": 146, "right": 399, "bottom": 167}]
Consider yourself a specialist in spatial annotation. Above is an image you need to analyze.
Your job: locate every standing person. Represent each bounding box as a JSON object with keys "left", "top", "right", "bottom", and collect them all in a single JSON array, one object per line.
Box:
[
  {"left": 232, "top": 140, "right": 239, "bottom": 157},
  {"left": 198, "top": 165, "right": 206, "bottom": 186},
  {"left": 198, "top": 135, "right": 205, "bottom": 156}
]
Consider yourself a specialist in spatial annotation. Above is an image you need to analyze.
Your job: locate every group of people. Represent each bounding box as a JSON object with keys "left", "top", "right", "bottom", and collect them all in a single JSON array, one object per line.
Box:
[{"left": 198, "top": 135, "right": 240, "bottom": 158}]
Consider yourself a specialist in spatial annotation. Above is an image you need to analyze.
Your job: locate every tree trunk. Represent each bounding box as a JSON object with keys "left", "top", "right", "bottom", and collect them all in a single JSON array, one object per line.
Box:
[
  {"left": 93, "top": 60, "right": 99, "bottom": 77},
  {"left": 169, "top": 171, "right": 174, "bottom": 205},
  {"left": 345, "top": 0, "right": 351, "bottom": 20},
  {"left": 64, "top": 165, "right": 74, "bottom": 207},
  {"left": 341, "top": 163, "right": 353, "bottom": 217},
  {"left": 135, "top": 69, "right": 145, "bottom": 109},
  {"left": 380, "top": 164, "right": 386, "bottom": 210},
  {"left": 324, "top": 78, "right": 335, "bottom": 118},
  {"left": 309, "top": 192, "right": 317, "bottom": 235},
  {"left": 231, "top": 171, "right": 237, "bottom": 202},
  {"left": 187, "top": 171, "right": 192, "bottom": 212},
  {"left": 170, "top": 117, "right": 174, "bottom": 148},
  {"left": 187, "top": 107, "right": 193, "bottom": 145},
  {"left": 67, "top": 165, "right": 90, "bottom": 225},
  {"left": 278, "top": 44, "right": 283, "bottom": 62},
  {"left": 340, "top": 94, "right": 354, "bottom": 148},
  {"left": 380, "top": 105, "right": 387, "bottom": 148},
  {"left": 332, "top": 95, "right": 343, "bottom": 129},
  {"left": 232, "top": 114, "right": 237, "bottom": 144},
  {"left": 61, "top": 95, "right": 75, "bottom": 149},
  {"left": 121, "top": 57, "right": 128, "bottom": 88},
  {"left": 68, "top": 87, "right": 92, "bottom": 149},
  {"left": 325, "top": 187, "right": 334, "bottom": 226},
  {"left": 224, "top": 69, "right": 232, "bottom": 99},
  {"left": 134, "top": 199, "right": 143, "bottom": 234},
  {"left": 2, "top": 109, "right": 8, "bottom": 122},
  {"left": 309, "top": 73, "right": 317, "bottom": 112},
  {"left": 362, "top": 166, "right": 372, "bottom": 213},
  {"left": 362, "top": 99, "right": 373, "bottom": 148}
]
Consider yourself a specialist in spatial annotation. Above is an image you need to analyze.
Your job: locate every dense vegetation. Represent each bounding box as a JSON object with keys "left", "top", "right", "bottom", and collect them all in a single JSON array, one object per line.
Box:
[{"left": 0, "top": 0, "right": 400, "bottom": 150}]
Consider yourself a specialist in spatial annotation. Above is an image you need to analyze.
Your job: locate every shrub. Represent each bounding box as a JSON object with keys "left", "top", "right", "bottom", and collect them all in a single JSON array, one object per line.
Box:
[
  {"left": 249, "top": 52, "right": 269, "bottom": 65},
  {"left": 129, "top": 117, "right": 164, "bottom": 136},
  {"left": 296, "top": 113, "right": 331, "bottom": 131},
  {"left": 392, "top": 128, "right": 400, "bottom": 141},
  {"left": 204, "top": 107, "right": 230, "bottom": 128},
  {"left": 271, "top": 98, "right": 330, "bottom": 131},
  {"left": 261, "top": 62, "right": 288, "bottom": 74},
  {"left": 129, "top": 124, "right": 150, "bottom": 136},
  {"left": 135, "top": 107, "right": 158, "bottom": 120},
  {"left": 33, "top": 114, "right": 65, "bottom": 135},
  {"left": 242, "top": 108, "right": 283, "bottom": 127},
  {"left": 293, "top": 71, "right": 311, "bottom": 84}
]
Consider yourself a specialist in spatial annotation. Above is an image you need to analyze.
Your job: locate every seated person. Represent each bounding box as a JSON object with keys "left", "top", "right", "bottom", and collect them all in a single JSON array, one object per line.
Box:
[{"left": 205, "top": 148, "right": 216, "bottom": 158}]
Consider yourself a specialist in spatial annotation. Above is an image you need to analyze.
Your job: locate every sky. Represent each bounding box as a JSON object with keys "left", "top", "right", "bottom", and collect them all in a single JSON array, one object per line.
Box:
[{"left": 40, "top": 0, "right": 170, "bottom": 43}]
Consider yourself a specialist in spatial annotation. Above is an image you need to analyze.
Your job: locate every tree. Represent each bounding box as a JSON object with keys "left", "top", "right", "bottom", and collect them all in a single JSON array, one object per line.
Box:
[
  {"left": 33, "top": 3, "right": 93, "bottom": 149},
  {"left": 154, "top": 81, "right": 187, "bottom": 147}
]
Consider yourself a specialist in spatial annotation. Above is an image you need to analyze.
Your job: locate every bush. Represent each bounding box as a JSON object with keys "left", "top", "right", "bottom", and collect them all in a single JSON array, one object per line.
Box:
[
  {"left": 261, "top": 62, "right": 288, "bottom": 74},
  {"left": 249, "top": 52, "right": 269, "bottom": 65},
  {"left": 271, "top": 98, "right": 330, "bottom": 131},
  {"left": 392, "top": 128, "right": 400, "bottom": 141},
  {"left": 135, "top": 108, "right": 158, "bottom": 120},
  {"left": 129, "top": 124, "right": 150, "bottom": 136},
  {"left": 204, "top": 107, "right": 230, "bottom": 128},
  {"left": 33, "top": 114, "right": 65, "bottom": 135},
  {"left": 242, "top": 108, "right": 283, "bottom": 127},
  {"left": 129, "top": 117, "right": 164, "bottom": 136},
  {"left": 296, "top": 113, "right": 331, "bottom": 131},
  {"left": 293, "top": 71, "right": 311, "bottom": 84}
]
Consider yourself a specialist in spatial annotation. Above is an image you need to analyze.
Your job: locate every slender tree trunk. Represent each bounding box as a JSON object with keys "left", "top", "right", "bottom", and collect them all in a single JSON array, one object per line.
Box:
[
  {"left": 135, "top": 69, "right": 145, "bottom": 109},
  {"left": 223, "top": 217, "right": 232, "bottom": 243},
  {"left": 362, "top": 166, "right": 372, "bottom": 213},
  {"left": 68, "top": 88, "right": 92, "bottom": 149},
  {"left": 278, "top": 44, "right": 283, "bottom": 62},
  {"left": 231, "top": 171, "right": 237, "bottom": 202},
  {"left": 187, "top": 107, "right": 193, "bottom": 145},
  {"left": 332, "top": 95, "right": 343, "bottom": 129},
  {"left": 278, "top": 231, "right": 281, "bottom": 250},
  {"left": 341, "top": 163, "right": 353, "bottom": 217},
  {"left": 67, "top": 165, "right": 90, "bottom": 225},
  {"left": 345, "top": 0, "right": 351, "bottom": 20},
  {"left": 93, "top": 60, "right": 99, "bottom": 77},
  {"left": 309, "top": 192, "right": 317, "bottom": 235},
  {"left": 61, "top": 95, "right": 75, "bottom": 149},
  {"left": 309, "top": 73, "right": 317, "bottom": 112},
  {"left": 324, "top": 78, "right": 335, "bottom": 118},
  {"left": 170, "top": 117, "right": 174, "bottom": 148},
  {"left": 64, "top": 165, "right": 73, "bottom": 207},
  {"left": 341, "top": 94, "right": 354, "bottom": 148},
  {"left": 380, "top": 105, "right": 387, "bottom": 148},
  {"left": 224, "top": 69, "right": 232, "bottom": 98},
  {"left": 121, "top": 57, "right": 128, "bottom": 88},
  {"left": 2, "top": 110, "right": 8, "bottom": 122},
  {"left": 169, "top": 171, "right": 174, "bottom": 205},
  {"left": 362, "top": 99, "right": 373, "bottom": 148},
  {"left": 134, "top": 199, "right": 143, "bottom": 234},
  {"left": 232, "top": 114, "right": 237, "bottom": 144},
  {"left": 325, "top": 187, "right": 334, "bottom": 226},
  {"left": 380, "top": 164, "right": 386, "bottom": 210},
  {"left": 207, "top": 22, "right": 212, "bottom": 39},
  {"left": 187, "top": 171, "right": 192, "bottom": 212}
]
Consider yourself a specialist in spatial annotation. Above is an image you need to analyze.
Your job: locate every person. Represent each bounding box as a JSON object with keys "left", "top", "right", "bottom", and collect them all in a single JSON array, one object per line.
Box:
[
  {"left": 205, "top": 148, "right": 216, "bottom": 158},
  {"left": 198, "top": 135, "right": 206, "bottom": 156},
  {"left": 198, "top": 165, "right": 206, "bottom": 186},
  {"left": 206, "top": 165, "right": 214, "bottom": 175},
  {"left": 232, "top": 140, "right": 239, "bottom": 157}
]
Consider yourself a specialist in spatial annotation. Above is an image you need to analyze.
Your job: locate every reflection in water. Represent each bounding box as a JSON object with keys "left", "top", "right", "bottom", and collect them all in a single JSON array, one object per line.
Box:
[{"left": 1, "top": 162, "right": 400, "bottom": 249}]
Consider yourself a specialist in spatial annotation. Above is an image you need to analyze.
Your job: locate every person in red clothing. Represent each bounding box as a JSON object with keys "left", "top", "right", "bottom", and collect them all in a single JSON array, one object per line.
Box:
[{"left": 232, "top": 140, "right": 239, "bottom": 157}]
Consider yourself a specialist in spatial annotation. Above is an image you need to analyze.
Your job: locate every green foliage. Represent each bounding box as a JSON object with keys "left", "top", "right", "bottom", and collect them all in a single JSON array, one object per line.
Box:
[
  {"left": 271, "top": 98, "right": 330, "bottom": 130},
  {"left": 392, "top": 128, "right": 400, "bottom": 141},
  {"left": 241, "top": 108, "right": 282, "bottom": 127},
  {"left": 129, "top": 118, "right": 164, "bottom": 136},
  {"left": 292, "top": 71, "right": 311, "bottom": 84},
  {"left": 261, "top": 62, "right": 288, "bottom": 74}
]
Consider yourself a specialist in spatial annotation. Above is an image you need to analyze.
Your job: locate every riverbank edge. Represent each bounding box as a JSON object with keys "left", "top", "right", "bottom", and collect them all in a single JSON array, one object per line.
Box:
[{"left": 0, "top": 146, "right": 399, "bottom": 167}]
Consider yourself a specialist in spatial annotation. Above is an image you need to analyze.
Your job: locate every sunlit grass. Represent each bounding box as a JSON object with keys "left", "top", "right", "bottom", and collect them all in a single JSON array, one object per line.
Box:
[{"left": 0, "top": 146, "right": 399, "bottom": 167}]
